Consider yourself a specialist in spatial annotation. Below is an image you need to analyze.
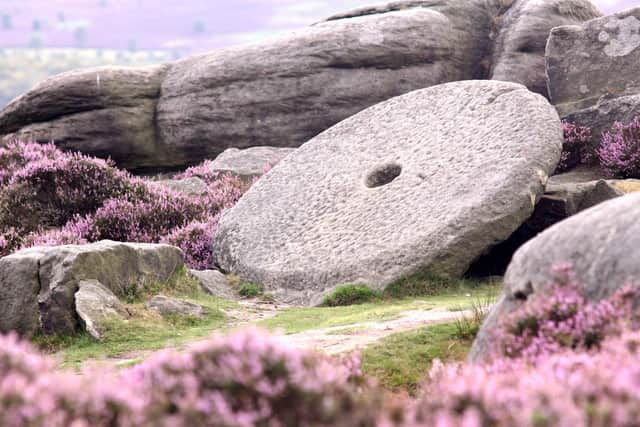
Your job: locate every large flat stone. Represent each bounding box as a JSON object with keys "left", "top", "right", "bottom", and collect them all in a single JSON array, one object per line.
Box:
[
  {"left": 471, "top": 192, "right": 640, "bottom": 362},
  {"left": 213, "top": 80, "right": 563, "bottom": 305},
  {"left": 156, "top": 2, "right": 492, "bottom": 168}
]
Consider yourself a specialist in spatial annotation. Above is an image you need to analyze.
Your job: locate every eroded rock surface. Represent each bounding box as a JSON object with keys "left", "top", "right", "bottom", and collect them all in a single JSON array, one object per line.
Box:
[
  {"left": 0, "top": 66, "right": 169, "bottom": 171},
  {"left": 214, "top": 80, "right": 563, "bottom": 305},
  {"left": 0, "top": 0, "right": 598, "bottom": 172},
  {"left": 0, "top": 240, "right": 183, "bottom": 336},
  {"left": 489, "top": 0, "right": 601, "bottom": 97},
  {"left": 547, "top": 8, "right": 640, "bottom": 144}
]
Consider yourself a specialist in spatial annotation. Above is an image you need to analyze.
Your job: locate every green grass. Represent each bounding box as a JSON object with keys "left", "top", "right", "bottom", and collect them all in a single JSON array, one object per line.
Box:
[
  {"left": 33, "top": 273, "right": 500, "bottom": 370},
  {"left": 384, "top": 271, "right": 490, "bottom": 299},
  {"left": 260, "top": 280, "right": 500, "bottom": 334},
  {"left": 33, "top": 269, "right": 238, "bottom": 369},
  {"left": 238, "top": 283, "right": 264, "bottom": 298},
  {"left": 362, "top": 322, "right": 472, "bottom": 395},
  {"left": 321, "top": 284, "right": 381, "bottom": 307}
]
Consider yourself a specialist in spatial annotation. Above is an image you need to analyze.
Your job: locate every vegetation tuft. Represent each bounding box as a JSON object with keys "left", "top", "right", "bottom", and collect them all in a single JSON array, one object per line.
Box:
[{"left": 321, "top": 284, "right": 381, "bottom": 307}]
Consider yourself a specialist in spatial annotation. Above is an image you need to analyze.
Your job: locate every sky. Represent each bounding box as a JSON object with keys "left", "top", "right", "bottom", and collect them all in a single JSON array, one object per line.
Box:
[{"left": 0, "top": 0, "right": 636, "bottom": 54}]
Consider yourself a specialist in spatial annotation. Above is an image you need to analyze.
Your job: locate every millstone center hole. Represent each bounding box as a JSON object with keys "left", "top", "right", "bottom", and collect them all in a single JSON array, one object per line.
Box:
[{"left": 365, "top": 163, "right": 402, "bottom": 188}]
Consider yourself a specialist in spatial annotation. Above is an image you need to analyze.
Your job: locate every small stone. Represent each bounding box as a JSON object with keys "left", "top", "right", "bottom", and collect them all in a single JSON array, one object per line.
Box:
[
  {"left": 154, "top": 177, "right": 208, "bottom": 196},
  {"left": 147, "top": 295, "right": 204, "bottom": 318},
  {"left": 209, "top": 147, "right": 295, "bottom": 179},
  {"left": 189, "top": 269, "right": 236, "bottom": 299},
  {"left": 75, "top": 280, "right": 129, "bottom": 341}
]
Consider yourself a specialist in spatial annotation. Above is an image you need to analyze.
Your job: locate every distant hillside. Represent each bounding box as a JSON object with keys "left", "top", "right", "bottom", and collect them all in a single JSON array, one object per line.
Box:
[
  {"left": 0, "top": 48, "right": 171, "bottom": 107},
  {"left": 0, "top": 0, "right": 633, "bottom": 108}
]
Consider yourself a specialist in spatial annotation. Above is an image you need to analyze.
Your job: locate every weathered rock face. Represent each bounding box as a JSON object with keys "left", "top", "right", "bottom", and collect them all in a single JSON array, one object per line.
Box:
[
  {"left": 213, "top": 80, "right": 563, "bottom": 305},
  {"left": 75, "top": 279, "right": 130, "bottom": 340},
  {"left": 155, "top": 2, "right": 492, "bottom": 167},
  {"left": 0, "top": 240, "right": 183, "bottom": 336},
  {"left": 0, "top": 66, "right": 169, "bottom": 171},
  {"left": 0, "top": 0, "right": 598, "bottom": 172},
  {"left": 208, "top": 147, "right": 295, "bottom": 179},
  {"left": 489, "top": 0, "right": 601, "bottom": 98},
  {"left": 147, "top": 295, "right": 204, "bottom": 317},
  {"left": 547, "top": 8, "right": 640, "bottom": 143},
  {"left": 471, "top": 192, "right": 640, "bottom": 362}
]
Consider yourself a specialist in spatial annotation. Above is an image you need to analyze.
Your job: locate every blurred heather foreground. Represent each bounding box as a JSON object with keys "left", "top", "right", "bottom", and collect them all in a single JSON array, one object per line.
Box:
[{"left": 3, "top": 0, "right": 640, "bottom": 426}]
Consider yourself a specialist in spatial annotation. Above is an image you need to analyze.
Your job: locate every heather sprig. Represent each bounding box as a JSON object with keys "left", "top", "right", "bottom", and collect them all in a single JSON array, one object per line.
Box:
[
  {"left": 598, "top": 116, "right": 640, "bottom": 178},
  {"left": 0, "top": 141, "right": 256, "bottom": 267},
  {"left": 492, "top": 264, "right": 637, "bottom": 361},
  {"left": 557, "top": 121, "right": 593, "bottom": 173},
  {"left": 0, "top": 329, "right": 395, "bottom": 427}
]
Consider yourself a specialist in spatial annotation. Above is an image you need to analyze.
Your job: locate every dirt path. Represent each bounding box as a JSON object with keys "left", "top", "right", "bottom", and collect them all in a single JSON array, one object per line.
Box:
[
  {"left": 69, "top": 301, "right": 469, "bottom": 371},
  {"left": 280, "top": 308, "right": 469, "bottom": 354}
]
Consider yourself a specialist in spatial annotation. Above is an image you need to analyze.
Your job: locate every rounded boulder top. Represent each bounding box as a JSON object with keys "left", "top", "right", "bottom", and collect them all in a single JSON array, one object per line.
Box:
[
  {"left": 470, "top": 191, "right": 640, "bottom": 363},
  {"left": 213, "top": 80, "right": 563, "bottom": 305}
]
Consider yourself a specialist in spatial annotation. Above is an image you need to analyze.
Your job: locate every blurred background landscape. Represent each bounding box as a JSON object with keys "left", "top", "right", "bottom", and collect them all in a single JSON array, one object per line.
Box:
[{"left": 0, "top": 0, "right": 634, "bottom": 108}]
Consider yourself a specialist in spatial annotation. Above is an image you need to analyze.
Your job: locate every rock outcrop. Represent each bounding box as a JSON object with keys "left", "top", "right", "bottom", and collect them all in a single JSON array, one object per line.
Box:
[
  {"left": 547, "top": 7, "right": 640, "bottom": 146},
  {"left": 0, "top": 0, "right": 599, "bottom": 172},
  {"left": 0, "top": 240, "right": 183, "bottom": 336},
  {"left": 489, "top": 0, "right": 601, "bottom": 97},
  {"left": 471, "top": 192, "right": 640, "bottom": 362},
  {"left": 213, "top": 80, "right": 563, "bottom": 305},
  {"left": 0, "top": 66, "right": 169, "bottom": 171}
]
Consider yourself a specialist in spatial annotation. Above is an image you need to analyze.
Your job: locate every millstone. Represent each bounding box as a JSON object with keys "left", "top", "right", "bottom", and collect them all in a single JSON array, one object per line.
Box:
[{"left": 213, "top": 80, "right": 563, "bottom": 305}]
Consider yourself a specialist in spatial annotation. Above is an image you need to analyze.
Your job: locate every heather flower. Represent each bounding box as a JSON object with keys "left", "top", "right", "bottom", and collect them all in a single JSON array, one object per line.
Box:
[
  {"left": 0, "top": 227, "right": 22, "bottom": 257},
  {"left": 0, "top": 141, "right": 255, "bottom": 268},
  {"left": 414, "top": 331, "right": 640, "bottom": 427},
  {"left": 557, "top": 121, "right": 593, "bottom": 172},
  {"left": 0, "top": 329, "right": 396, "bottom": 427},
  {"left": 162, "top": 215, "right": 220, "bottom": 270},
  {"left": 598, "top": 116, "right": 640, "bottom": 178},
  {"left": 492, "top": 264, "right": 638, "bottom": 361}
]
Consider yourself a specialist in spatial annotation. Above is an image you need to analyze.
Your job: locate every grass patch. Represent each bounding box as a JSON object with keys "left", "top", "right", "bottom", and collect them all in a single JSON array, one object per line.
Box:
[
  {"left": 452, "top": 292, "right": 496, "bottom": 341},
  {"left": 228, "top": 274, "right": 264, "bottom": 299},
  {"left": 33, "top": 269, "right": 238, "bottom": 369},
  {"left": 238, "top": 283, "right": 263, "bottom": 298},
  {"left": 120, "top": 266, "right": 202, "bottom": 303},
  {"left": 321, "top": 284, "right": 381, "bottom": 307},
  {"left": 362, "top": 322, "right": 472, "bottom": 395},
  {"left": 260, "top": 280, "right": 500, "bottom": 334},
  {"left": 384, "top": 271, "right": 491, "bottom": 299}
]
